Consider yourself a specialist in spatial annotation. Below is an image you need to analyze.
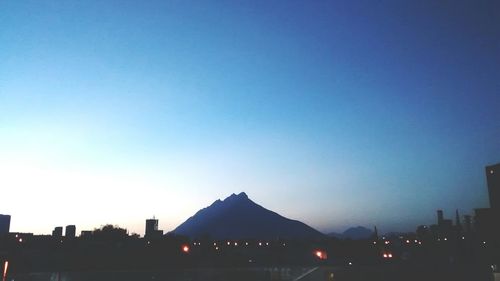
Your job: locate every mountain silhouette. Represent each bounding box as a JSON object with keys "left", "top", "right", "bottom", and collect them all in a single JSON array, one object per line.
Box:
[
  {"left": 173, "top": 192, "right": 325, "bottom": 239},
  {"left": 329, "top": 226, "right": 374, "bottom": 240}
]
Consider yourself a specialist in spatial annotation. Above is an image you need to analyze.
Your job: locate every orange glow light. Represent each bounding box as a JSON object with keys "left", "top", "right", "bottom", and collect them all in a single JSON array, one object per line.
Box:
[
  {"left": 315, "top": 250, "right": 327, "bottom": 260},
  {"left": 182, "top": 245, "right": 190, "bottom": 253},
  {"left": 3, "top": 261, "right": 8, "bottom": 279}
]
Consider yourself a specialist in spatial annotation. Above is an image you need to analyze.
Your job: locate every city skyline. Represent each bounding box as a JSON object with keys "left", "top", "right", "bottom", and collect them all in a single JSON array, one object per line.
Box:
[
  {"left": 1, "top": 173, "right": 496, "bottom": 236},
  {"left": 1, "top": 1, "right": 499, "bottom": 235},
  {"left": 0, "top": 183, "right": 493, "bottom": 238}
]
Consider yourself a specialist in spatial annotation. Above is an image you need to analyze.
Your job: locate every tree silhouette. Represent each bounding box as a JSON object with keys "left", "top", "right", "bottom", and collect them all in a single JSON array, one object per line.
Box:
[{"left": 91, "top": 224, "right": 128, "bottom": 241}]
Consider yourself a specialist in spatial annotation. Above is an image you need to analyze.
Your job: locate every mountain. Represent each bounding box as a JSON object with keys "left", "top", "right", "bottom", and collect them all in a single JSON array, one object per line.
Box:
[
  {"left": 173, "top": 192, "right": 325, "bottom": 240},
  {"left": 329, "top": 226, "right": 374, "bottom": 240}
]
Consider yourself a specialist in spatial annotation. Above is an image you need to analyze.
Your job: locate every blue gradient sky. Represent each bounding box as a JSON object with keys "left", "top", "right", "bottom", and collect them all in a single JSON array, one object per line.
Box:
[{"left": 1, "top": 0, "right": 499, "bottom": 235}]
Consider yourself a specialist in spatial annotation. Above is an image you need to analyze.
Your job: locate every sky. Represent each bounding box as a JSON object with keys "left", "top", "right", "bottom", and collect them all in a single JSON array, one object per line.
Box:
[{"left": 0, "top": 0, "right": 499, "bottom": 235}]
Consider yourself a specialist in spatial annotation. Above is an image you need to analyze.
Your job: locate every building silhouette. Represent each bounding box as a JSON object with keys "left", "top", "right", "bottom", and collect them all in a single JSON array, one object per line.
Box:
[
  {"left": 52, "top": 226, "right": 63, "bottom": 237},
  {"left": 145, "top": 217, "right": 163, "bottom": 239},
  {"left": 472, "top": 163, "right": 500, "bottom": 242},
  {"left": 0, "top": 214, "right": 11, "bottom": 235},
  {"left": 474, "top": 208, "right": 495, "bottom": 239},
  {"left": 455, "top": 210, "right": 461, "bottom": 227},
  {"left": 437, "top": 210, "right": 444, "bottom": 225},
  {"left": 463, "top": 215, "right": 472, "bottom": 233},
  {"left": 486, "top": 163, "right": 500, "bottom": 212},
  {"left": 80, "top": 230, "right": 92, "bottom": 238},
  {"left": 65, "top": 225, "right": 76, "bottom": 238},
  {"left": 433, "top": 210, "right": 454, "bottom": 239}
]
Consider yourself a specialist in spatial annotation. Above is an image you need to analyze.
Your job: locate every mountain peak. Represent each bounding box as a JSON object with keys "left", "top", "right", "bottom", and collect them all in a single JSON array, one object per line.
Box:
[
  {"left": 224, "top": 192, "right": 248, "bottom": 202},
  {"left": 328, "top": 226, "right": 374, "bottom": 240},
  {"left": 173, "top": 192, "right": 325, "bottom": 239}
]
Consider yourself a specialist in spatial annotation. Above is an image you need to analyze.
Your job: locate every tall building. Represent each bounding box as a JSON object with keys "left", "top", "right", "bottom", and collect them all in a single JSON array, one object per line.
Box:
[
  {"left": 474, "top": 208, "right": 495, "bottom": 240},
  {"left": 455, "top": 210, "right": 461, "bottom": 227},
  {"left": 483, "top": 163, "right": 500, "bottom": 242},
  {"left": 65, "top": 225, "right": 76, "bottom": 238},
  {"left": 0, "top": 214, "right": 11, "bottom": 235},
  {"left": 437, "top": 210, "right": 444, "bottom": 225},
  {"left": 436, "top": 210, "right": 453, "bottom": 238},
  {"left": 52, "top": 226, "right": 63, "bottom": 237},
  {"left": 464, "top": 215, "right": 472, "bottom": 233},
  {"left": 145, "top": 217, "right": 163, "bottom": 239},
  {"left": 145, "top": 218, "right": 158, "bottom": 236},
  {"left": 486, "top": 163, "right": 500, "bottom": 210}
]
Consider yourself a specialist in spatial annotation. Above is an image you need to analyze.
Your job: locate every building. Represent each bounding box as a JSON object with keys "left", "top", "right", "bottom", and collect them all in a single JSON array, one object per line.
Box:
[
  {"left": 0, "top": 214, "right": 11, "bottom": 235},
  {"left": 471, "top": 163, "right": 500, "bottom": 242},
  {"left": 416, "top": 225, "right": 430, "bottom": 240},
  {"left": 145, "top": 217, "right": 163, "bottom": 239},
  {"left": 486, "top": 163, "right": 500, "bottom": 211},
  {"left": 463, "top": 215, "right": 472, "bottom": 233},
  {"left": 455, "top": 210, "right": 461, "bottom": 228},
  {"left": 474, "top": 208, "right": 496, "bottom": 241},
  {"left": 437, "top": 210, "right": 444, "bottom": 225},
  {"left": 8, "top": 232, "right": 33, "bottom": 242},
  {"left": 145, "top": 218, "right": 158, "bottom": 236},
  {"left": 80, "top": 230, "right": 92, "bottom": 238},
  {"left": 65, "top": 225, "right": 76, "bottom": 238},
  {"left": 436, "top": 210, "right": 453, "bottom": 238},
  {"left": 52, "top": 226, "right": 63, "bottom": 237}
]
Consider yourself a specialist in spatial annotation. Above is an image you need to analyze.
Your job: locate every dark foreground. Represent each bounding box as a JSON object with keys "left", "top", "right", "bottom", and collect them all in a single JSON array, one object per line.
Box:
[{"left": 8, "top": 264, "right": 497, "bottom": 281}]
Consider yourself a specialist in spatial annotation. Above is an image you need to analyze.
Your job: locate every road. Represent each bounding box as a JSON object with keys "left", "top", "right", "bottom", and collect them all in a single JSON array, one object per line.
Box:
[
  {"left": 294, "top": 266, "right": 334, "bottom": 281},
  {"left": 293, "top": 265, "right": 494, "bottom": 281},
  {"left": 8, "top": 265, "right": 495, "bottom": 281}
]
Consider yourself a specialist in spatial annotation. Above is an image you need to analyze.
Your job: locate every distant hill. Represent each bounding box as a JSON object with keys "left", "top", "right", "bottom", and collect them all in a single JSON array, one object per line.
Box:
[
  {"left": 329, "top": 226, "right": 374, "bottom": 240},
  {"left": 173, "top": 192, "right": 325, "bottom": 240}
]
